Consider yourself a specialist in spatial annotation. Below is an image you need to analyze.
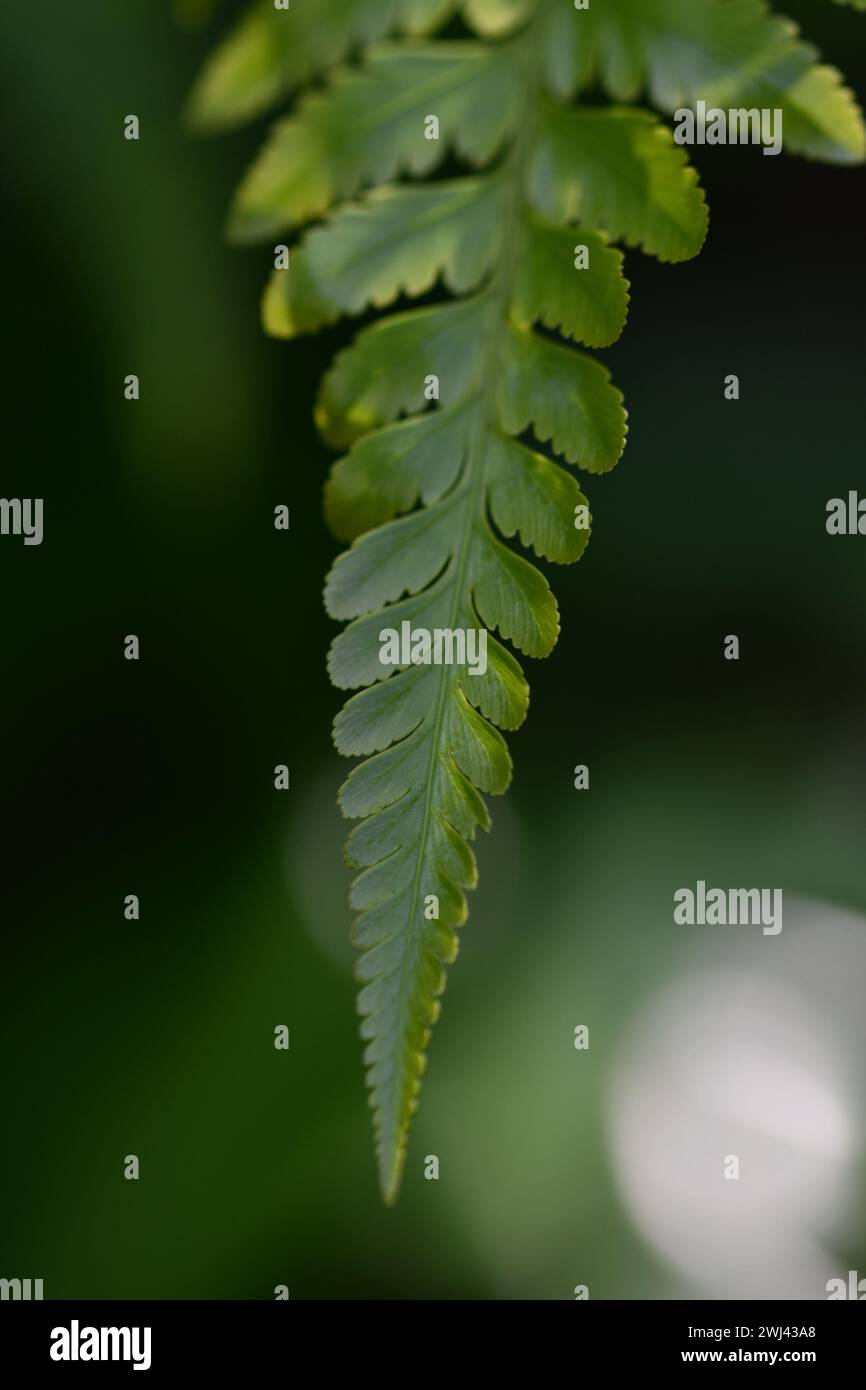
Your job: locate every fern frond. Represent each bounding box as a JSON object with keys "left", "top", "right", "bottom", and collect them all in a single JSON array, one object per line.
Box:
[
  {"left": 540, "top": 0, "right": 865, "bottom": 161},
  {"left": 191, "top": 0, "right": 865, "bottom": 1203}
]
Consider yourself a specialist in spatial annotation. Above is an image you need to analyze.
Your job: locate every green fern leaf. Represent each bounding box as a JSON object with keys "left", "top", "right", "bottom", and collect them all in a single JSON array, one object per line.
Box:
[
  {"left": 541, "top": 0, "right": 865, "bottom": 162},
  {"left": 528, "top": 105, "right": 708, "bottom": 262},
  {"left": 511, "top": 220, "right": 629, "bottom": 349},
  {"left": 264, "top": 177, "right": 510, "bottom": 336},
  {"left": 192, "top": 0, "right": 865, "bottom": 1203},
  {"left": 186, "top": 0, "right": 460, "bottom": 132},
  {"left": 227, "top": 42, "right": 521, "bottom": 242}
]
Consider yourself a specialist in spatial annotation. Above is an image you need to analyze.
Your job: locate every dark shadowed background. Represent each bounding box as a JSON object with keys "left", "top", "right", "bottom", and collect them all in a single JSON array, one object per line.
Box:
[{"left": 1, "top": 0, "right": 864, "bottom": 1299}]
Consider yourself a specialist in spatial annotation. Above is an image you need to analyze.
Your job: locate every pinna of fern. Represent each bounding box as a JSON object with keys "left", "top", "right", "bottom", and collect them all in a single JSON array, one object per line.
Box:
[{"left": 188, "top": 0, "right": 865, "bottom": 1204}]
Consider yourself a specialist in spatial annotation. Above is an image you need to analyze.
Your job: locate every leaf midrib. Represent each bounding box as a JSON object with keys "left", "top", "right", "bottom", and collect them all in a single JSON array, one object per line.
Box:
[{"left": 377, "top": 18, "right": 542, "bottom": 1199}]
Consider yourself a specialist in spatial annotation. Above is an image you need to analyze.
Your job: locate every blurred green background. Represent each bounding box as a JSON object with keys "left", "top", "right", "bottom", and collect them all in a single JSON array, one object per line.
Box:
[{"left": 1, "top": 0, "right": 864, "bottom": 1299}]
